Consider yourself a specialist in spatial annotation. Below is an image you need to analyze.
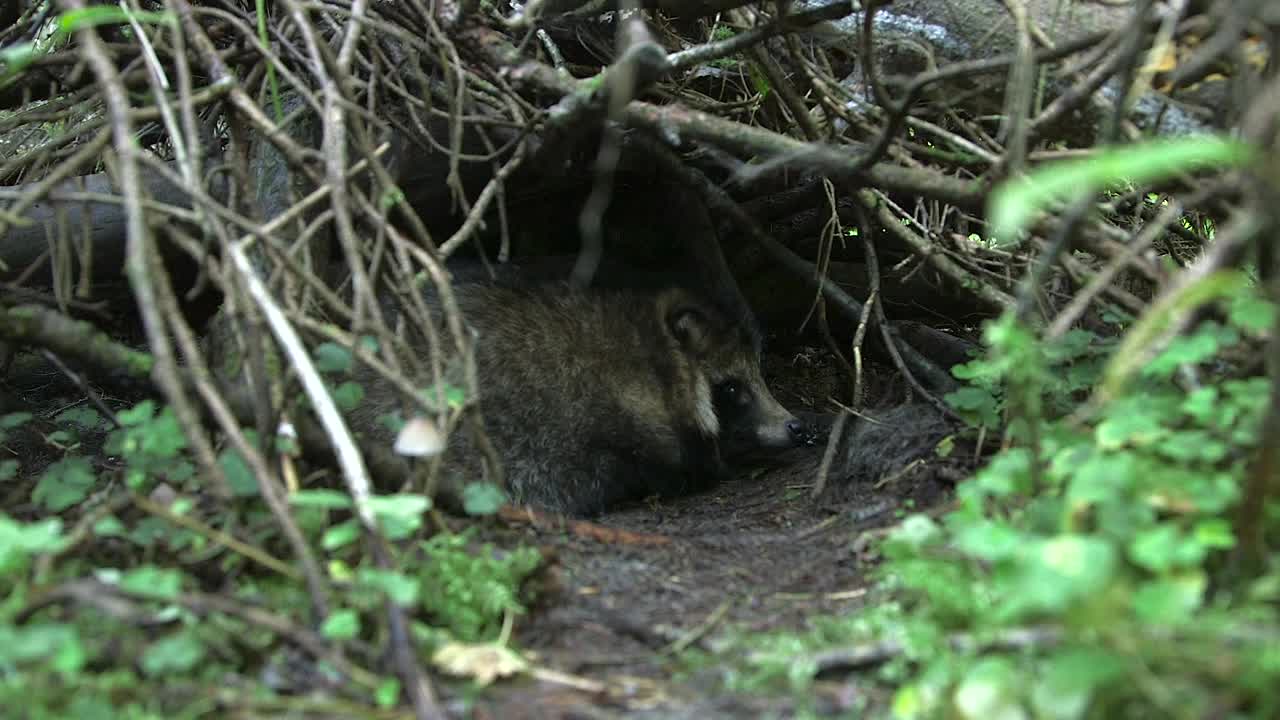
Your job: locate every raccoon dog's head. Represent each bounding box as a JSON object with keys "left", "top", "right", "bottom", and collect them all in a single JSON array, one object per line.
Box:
[{"left": 656, "top": 289, "right": 808, "bottom": 458}]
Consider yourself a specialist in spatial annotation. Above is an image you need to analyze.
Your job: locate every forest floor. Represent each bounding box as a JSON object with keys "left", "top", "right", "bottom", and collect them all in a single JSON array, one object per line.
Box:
[
  {"left": 1, "top": 345, "right": 958, "bottom": 719},
  {"left": 460, "top": 351, "right": 959, "bottom": 719},
  {"left": 468, "top": 444, "right": 954, "bottom": 720}
]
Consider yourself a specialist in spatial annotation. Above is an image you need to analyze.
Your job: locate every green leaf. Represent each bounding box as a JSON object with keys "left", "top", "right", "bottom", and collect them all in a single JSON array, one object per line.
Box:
[
  {"left": 953, "top": 519, "right": 1025, "bottom": 562},
  {"left": 1067, "top": 451, "right": 1135, "bottom": 507},
  {"left": 1180, "top": 387, "right": 1218, "bottom": 424},
  {"left": 972, "top": 448, "right": 1033, "bottom": 498},
  {"left": 119, "top": 565, "right": 183, "bottom": 600},
  {"left": 1143, "top": 327, "right": 1225, "bottom": 378},
  {"left": 367, "top": 494, "right": 432, "bottom": 518},
  {"left": 55, "top": 405, "right": 105, "bottom": 430},
  {"left": 1155, "top": 430, "right": 1227, "bottom": 463},
  {"left": 0, "top": 459, "right": 18, "bottom": 481},
  {"left": 0, "top": 411, "right": 33, "bottom": 429},
  {"left": 1192, "top": 519, "right": 1235, "bottom": 550},
  {"left": 93, "top": 515, "right": 127, "bottom": 538},
  {"left": 368, "top": 494, "right": 431, "bottom": 540},
  {"left": 378, "top": 411, "right": 406, "bottom": 435},
  {"left": 117, "top": 400, "right": 157, "bottom": 426},
  {"left": 1100, "top": 393, "right": 1181, "bottom": 442},
  {"left": 1041, "top": 536, "right": 1115, "bottom": 582},
  {"left": 57, "top": 7, "right": 177, "bottom": 35},
  {"left": 953, "top": 657, "right": 1022, "bottom": 720},
  {"left": 332, "top": 381, "right": 365, "bottom": 412},
  {"left": 1223, "top": 378, "right": 1269, "bottom": 415},
  {"left": 892, "top": 683, "right": 933, "bottom": 719},
  {"left": 945, "top": 386, "right": 1000, "bottom": 426},
  {"left": 313, "top": 342, "right": 353, "bottom": 374},
  {"left": 1045, "top": 329, "right": 1097, "bottom": 363},
  {"left": 1130, "top": 525, "right": 1187, "bottom": 573},
  {"left": 1100, "top": 270, "right": 1250, "bottom": 400},
  {"left": 462, "top": 483, "right": 506, "bottom": 516},
  {"left": 375, "top": 678, "right": 402, "bottom": 708},
  {"left": 1096, "top": 403, "right": 1166, "bottom": 450},
  {"left": 1228, "top": 291, "right": 1276, "bottom": 333},
  {"left": 0, "top": 42, "right": 38, "bottom": 76},
  {"left": 1132, "top": 575, "right": 1205, "bottom": 625},
  {"left": 358, "top": 569, "right": 421, "bottom": 605},
  {"left": 0, "top": 624, "right": 85, "bottom": 673},
  {"left": 747, "top": 61, "right": 771, "bottom": 97},
  {"left": 320, "top": 609, "right": 361, "bottom": 640},
  {"left": 140, "top": 630, "right": 206, "bottom": 676},
  {"left": 166, "top": 459, "right": 197, "bottom": 484},
  {"left": 322, "top": 519, "right": 361, "bottom": 550},
  {"left": 33, "top": 456, "right": 96, "bottom": 512},
  {"left": 989, "top": 136, "right": 1252, "bottom": 239},
  {"left": 45, "top": 429, "right": 77, "bottom": 446},
  {"left": 1010, "top": 535, "right": 1116, "bottom": 615},
  {"left": 1031, "top": 648, "right": 1126, "bottom": 720},
  {"left": 886, "top": 514, "right": 942, "bottom": 550},
  {"left": 0, "top": 516, "right": 65, "bottom": 574},
  {"left": 127, "top": 517, "right": 169, "bottom": 547},
  {"left": 112, "top": 405, "right": 187, "bottom": 465},
  {"left": 218, "top": 447, "right": 258, "bottom": 497},
  {"left": 420, "top": 384, "right": 467, "bottom": 412}
]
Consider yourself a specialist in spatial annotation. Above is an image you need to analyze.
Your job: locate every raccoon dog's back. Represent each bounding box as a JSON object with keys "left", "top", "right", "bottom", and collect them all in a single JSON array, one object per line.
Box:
[{"left": 398, "top": 283, "right": 734, "bottom": 516}]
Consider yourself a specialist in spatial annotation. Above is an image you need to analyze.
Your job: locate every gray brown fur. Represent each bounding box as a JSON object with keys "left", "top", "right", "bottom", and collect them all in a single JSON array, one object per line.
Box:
[
  {"left": 349, "top": 281, "right": 803, "bottom": 517},
  {"left": 821, "top": 403, "right": 957, "bottom": 502}
]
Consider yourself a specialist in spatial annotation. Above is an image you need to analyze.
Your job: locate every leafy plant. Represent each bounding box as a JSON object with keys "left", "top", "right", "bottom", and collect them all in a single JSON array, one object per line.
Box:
[
  {"left": 104, "top": 400, "right": 192, "bottom": 491},
  {"left": 987, "top": 136, "right": 1252, "bottom": 239},
  {"left": 416, "top": 531, "right": 542, "bottom": 644},
  {"left": 4, "top": 389, "right": 543, "bottom": 717},
  {"left": 700, "top": 283, "right": 1279, "bottom": 719}
]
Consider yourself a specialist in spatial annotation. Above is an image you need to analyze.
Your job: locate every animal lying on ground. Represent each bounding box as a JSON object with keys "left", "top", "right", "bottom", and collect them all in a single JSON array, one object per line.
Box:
[{"left": 348, "top": 278, "right": 809, "bottom": 516}]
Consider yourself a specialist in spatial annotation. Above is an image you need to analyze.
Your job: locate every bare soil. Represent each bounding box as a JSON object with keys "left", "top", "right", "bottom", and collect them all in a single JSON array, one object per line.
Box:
[{"left": 465, "top": 443, "right": 953, "bottom": 719}]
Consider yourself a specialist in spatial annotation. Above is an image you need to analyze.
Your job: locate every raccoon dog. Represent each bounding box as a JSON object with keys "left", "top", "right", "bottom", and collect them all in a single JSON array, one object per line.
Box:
[{"left": 352, "top": 282, "right": 806, "bottom": 516}]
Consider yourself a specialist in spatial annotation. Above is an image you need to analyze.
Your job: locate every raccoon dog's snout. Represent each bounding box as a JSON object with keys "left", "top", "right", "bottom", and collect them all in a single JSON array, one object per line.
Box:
[{"left": 702, "top": 344, "right": 806, "bottom": 455}]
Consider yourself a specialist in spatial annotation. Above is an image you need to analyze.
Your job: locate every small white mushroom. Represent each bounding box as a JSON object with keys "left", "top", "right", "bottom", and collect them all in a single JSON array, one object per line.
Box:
[{"left": 393, "top": 416, "right": 445, "bottom": 458}]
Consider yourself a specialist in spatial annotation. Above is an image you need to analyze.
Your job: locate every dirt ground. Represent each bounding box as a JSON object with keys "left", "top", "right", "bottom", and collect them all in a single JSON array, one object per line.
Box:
[
  {"left": 463, "top": 441, "right": 953, "bottom": 719},
  {"left": 452, "top": 350, "right": 959, "bottom": 719}
]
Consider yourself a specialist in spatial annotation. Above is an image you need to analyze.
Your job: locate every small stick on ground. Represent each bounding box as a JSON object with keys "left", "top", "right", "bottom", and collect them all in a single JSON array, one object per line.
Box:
[{"left": 498, "top": 506, "right": 673, "bottom": 546}]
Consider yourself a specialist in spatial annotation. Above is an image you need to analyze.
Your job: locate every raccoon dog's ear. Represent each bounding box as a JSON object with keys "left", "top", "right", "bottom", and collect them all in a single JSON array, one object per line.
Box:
[
  {"left": 656, "top": 293, "right": 709, "bottom": 353},
  {"left": 668, "top": 306, "right": 710, "bottom": 351},
  {"left": 658, "top": 288, "right": 717, "bottom": 352}
]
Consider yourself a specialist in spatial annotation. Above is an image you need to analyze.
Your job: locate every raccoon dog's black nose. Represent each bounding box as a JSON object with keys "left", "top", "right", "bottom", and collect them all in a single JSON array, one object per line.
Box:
[{"left": 785, "top": 418, "right": 809, "bottom": 444}]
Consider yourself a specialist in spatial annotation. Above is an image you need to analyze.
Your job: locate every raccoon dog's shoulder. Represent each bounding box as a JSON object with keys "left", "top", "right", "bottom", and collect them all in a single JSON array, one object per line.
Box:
[{"left": 451, "top": 282, "right": 734, "bottom": 515}]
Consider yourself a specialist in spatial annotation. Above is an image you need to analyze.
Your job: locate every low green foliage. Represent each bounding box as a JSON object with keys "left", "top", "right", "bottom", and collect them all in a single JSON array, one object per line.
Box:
[
  {"left": 462, "top": 482, "right": 507, "bottom": 516},
  {"left": 312, "top": 340, "right": 355, "bottom": 374},
  {"left": 415, "top": 531, "right": 543, "bottom": 644},
  {"left": 3, "top": 382, "right": 541, "bottom": 717},
  {"left": 695, "top": 284, "right": 1279, "bottom": 719},
  {"left": 107, "top": 400, "right": 193, "bottom": 490},
  {"left": 55, "top": 6, "right": 177, "bottom": 36},
  {"left": 712, "top": 25, "right": 738, "bottom": 42},
  {"left": 33, "top": 456, "right": 96, "bottom": 512},
  {"left": 988, "top": 136, "right": 1253, "bottom": 239}
]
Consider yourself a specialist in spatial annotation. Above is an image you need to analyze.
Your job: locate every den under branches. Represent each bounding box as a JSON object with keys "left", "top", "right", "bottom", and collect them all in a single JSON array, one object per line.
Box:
[{"left": 0, "top": 1, "right": 1278, "bottom": 718}]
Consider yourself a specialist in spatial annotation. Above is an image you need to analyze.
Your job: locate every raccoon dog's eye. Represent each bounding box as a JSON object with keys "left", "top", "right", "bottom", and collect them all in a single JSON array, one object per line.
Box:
[{"left": 715, "top": 380, "right": 751, "bottom": 407}]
